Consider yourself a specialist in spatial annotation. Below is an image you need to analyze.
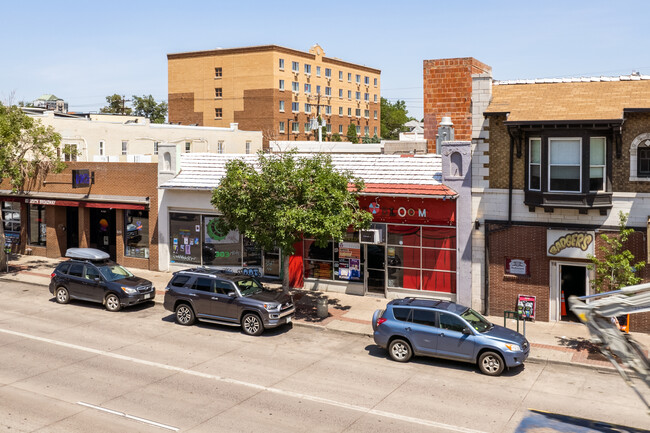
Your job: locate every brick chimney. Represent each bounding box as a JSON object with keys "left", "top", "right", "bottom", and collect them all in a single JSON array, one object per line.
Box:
[{"left": 423, "top": 58, "right": 492, "bottom": 153}]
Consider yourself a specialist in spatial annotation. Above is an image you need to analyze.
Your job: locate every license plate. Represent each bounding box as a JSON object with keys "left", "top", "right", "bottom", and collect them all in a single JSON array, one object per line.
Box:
[
  {"left": 286, "top": 316, "right": 292, "bottom": 323},
  {"left": 144, "top": 293, "right": 151, "bottom": 299}
]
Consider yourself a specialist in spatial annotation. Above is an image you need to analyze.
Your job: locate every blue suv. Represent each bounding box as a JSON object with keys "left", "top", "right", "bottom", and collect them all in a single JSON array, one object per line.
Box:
[{"left": 372, "top": 298, "right": 529, "bottom": 376}]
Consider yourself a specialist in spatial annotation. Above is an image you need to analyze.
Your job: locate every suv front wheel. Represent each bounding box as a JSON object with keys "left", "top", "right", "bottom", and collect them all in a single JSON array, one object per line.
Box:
[
  {"left": 478, "top": 351, "right": 505, "bottom": 376},
  {"left": 388, "top": 338, "right": 413, "bottom": 362},
  {"left": 175, "top": 304, "right": 196, "bottom": 326},
  {"left": 241, "top": 313, "right": 264, "bottom": 336},
  {"left": 105, "top": 293, "right": 122, "bottom": 312}
]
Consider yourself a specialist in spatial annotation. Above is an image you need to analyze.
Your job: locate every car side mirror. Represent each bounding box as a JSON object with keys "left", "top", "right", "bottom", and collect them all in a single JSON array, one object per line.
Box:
[
  {"left": 227, "top": 291, "right": 236, "bottom": 297},
  {"left": 462, "top": 327, "right": 472, "bottom": 335},
  {"left": 94, "top": 277, "right": 101, "bottom": 282}
]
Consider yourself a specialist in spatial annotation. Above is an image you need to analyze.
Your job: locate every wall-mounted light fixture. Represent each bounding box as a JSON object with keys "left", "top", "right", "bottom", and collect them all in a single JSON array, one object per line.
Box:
[{"left": 474, "top": 219, "right": 481, "bottom": 230}]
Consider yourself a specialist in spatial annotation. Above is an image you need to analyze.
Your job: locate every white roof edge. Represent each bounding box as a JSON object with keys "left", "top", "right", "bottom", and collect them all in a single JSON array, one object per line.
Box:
[{"left": 494, "top": 74, "right": 650, "bottom": 86}]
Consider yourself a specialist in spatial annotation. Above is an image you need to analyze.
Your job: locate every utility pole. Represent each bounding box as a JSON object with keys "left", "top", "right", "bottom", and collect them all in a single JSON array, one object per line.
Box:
[{"left": 121, "top": 95, "right": 131, "bottom": 115}]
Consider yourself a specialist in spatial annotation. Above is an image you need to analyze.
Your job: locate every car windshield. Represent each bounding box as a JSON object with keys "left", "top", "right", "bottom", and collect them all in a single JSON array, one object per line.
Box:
[
  {"left": 236, "top": 278, "right": 264, "bottom": 296},
  {"left": 460, "top": 308, "right": 493, "bottom": 333},
  {"left": 97, "top": 264, "right": 134, "bottom": 282}
]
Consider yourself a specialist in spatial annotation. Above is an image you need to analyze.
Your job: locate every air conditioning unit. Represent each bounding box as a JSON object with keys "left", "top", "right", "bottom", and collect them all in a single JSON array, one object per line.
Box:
[{"left": 360, "top": 229, "right": 381, "bottom": 244}]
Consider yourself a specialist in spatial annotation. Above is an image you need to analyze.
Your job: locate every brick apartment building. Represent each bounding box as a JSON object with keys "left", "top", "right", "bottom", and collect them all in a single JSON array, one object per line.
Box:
[
  {"left": 1, "top": 162, "right": 160, "bottom": 271},
  {"left": 424, "top": 57, "right": 650, "bottom": 331},
  {"left": 168, "top": 44, "right": 381, "bottom": 144}
]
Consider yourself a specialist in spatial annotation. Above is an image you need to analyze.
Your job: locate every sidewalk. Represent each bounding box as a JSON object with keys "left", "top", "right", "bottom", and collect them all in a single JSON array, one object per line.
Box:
[{"left": 2, "top": 254, "right": 648, "bottom": 373}]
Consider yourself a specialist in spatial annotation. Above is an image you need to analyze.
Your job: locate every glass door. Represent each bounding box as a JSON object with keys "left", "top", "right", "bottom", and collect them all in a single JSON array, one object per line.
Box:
[{"left": 365, "top": 244, "right": 386, "bottom": 294}]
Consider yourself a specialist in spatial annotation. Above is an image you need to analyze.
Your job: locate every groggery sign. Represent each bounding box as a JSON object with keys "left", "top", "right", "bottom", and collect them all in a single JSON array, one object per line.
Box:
[{"left": 547, "top": 229, "right": 595, "bottom": 259}]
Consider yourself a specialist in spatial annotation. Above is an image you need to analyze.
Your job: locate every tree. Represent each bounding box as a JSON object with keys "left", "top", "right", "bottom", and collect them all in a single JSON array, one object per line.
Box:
[
  {"left": 331, "top": 133, "right": 342, "bottom": 142},
  {"left": 588, "top": 211, "right": 646, "bottom": 293},
  {"left": 210, "top": 151, "right": 373, "bottom": 288},
  {"left": 100, "top": 94, "right": 132, "bottom": 115},
  {"left": 380, "top": 97, "right": 412, "bottom": 140},
  {"left": 0, "top": 103, "right": 64, "bottom": 270},
  {"left": 346, "top": 124, "right": 358, "bottom": 144},
  {"left": 132, "top": 94, "right": 168, "bottom": 124}
]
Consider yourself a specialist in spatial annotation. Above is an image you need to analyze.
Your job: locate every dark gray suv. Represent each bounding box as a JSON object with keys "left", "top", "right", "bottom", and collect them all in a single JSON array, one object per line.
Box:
[{"left": 163, "top": 268, "right": 294, "bottom": 336}]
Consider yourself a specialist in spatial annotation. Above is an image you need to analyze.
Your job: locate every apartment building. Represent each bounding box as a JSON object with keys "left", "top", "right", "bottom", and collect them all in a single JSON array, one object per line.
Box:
[{"left": 168, "top": 44, "right": 381, "bottom": 144}]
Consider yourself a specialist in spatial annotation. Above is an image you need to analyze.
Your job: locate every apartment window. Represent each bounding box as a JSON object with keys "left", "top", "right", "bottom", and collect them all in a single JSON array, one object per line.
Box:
[
  {"left": 279, "top": 100, "right": 285, "bottom": 112},
  {"left": 64, "top": 143, "right": 78, "bottom": 161},
  {"left": 246, "top": 141, "right": 251, "bottom": 154},
  {"left": 364, "top": 76, "right": 369, "bottom": 85},
  {"left": 99, "top": 140, "right": 105, "bottom": 156},
  {"left": 339, "top": 107, "right": 343, "bottom": 116},
  {"left": 339, "top": 89, "right": 343, "bottom": 99},
  {"left": 316, "top": 85, "right": 321, "bottom": 95},
  {"left": 529, "top": 138, "right": 541, "bottom": 191},
  {"left": 364, "top": 109, "right": 369, "bottom": 118},
  {"left": 364, "top": 93, "right": 369, "bottom": 101},
  {"left": 547, "top": 138, "right": 582, "bottom": 192},
  {"left": 347, "top": 90, "right": 352, "bottom": 100},
  {"left": 355, "top": 108, "right": 361, "bottom": 117},
  {"left": 325, "top": 68, "right": 331, "bottom": 78},
  {"left": 279, "top": 58, "right": 285, "bottom": 70},
  {"left": 325, "top": 106, "right": 331, "bottom": 115},
  {"left": 339, "top": 71, "right": 343, "bottom": 80},
  {"left": 339, "top": 124, "right": 343, "bottom": 134},
  {"left": 304, "top": 122, "right": 311, "bottom": 132},
  {"left": 305, "top": 103, "right": 312, "bottom": 114},
  {"left": 316, "top": 66, "right": 321, "bottom": 77},
  {"left": 215, "top": 87, "right": 222, "bottom": 98},
  {"left": 355, "top": 91, "right": 361, "bottom": 100},
  {"left": 364, "top": 126, "right": 369, "bottom": 136},
  {"left": 356, "top": 74, "right": 361, "bottom": 83},
  {"left": 325, "top": 87, "right": 331, "bottom": 96},
  {"left": 326, "top": 124, "right": 331, "bottom": 133},
  {"left": 153, "top": 141, "right": 159, "bottom": 155},
  {"left": 292, "top": 81, "right": 299, "bottom": 93},
  {"left": 590, "top": 137, "right": 606, "bottom": 191},
  {"left": 279, "top": 121, "right": 285, "bottom": 133},
  {"left": 374, "top": 126, "right": 377, "bottom": 136},
  {"left": 185, "top": 141, "right": 191, "bottom": 153},
  {"left": 121, "top": 141, "right": 128, "bottom": 155},
  {"left": 374, "top": 77, "right": 378, "bottom": 86},
  {"left": 356, "top": 125, "right": 361, "bottom": 134},
  {"left": 347, "top": 72, "right": 352, "bottom": 82},
  {"left": 292, "top": 61, "right": 299, "bottom": 72},
  {"left": 374, "top": 110, "right": 377, "bottom": 119},
  {"left": 304, "top": 64, "right": 311, "bottom": 75},
  {"left": 292, "top": 122, "right": 299, "bottom": 133},
  {"left": 279, "top": 79, "right": 284, "bottom": 91},
  {"left": 304, "top": 83, "right": 311, "bottom": 94},
  {"left": 215, "top": 67, "right": 222, "bottom": 78},
  {"left": 347, "top": 108, "right": 352, "bottom": 116},
  {"left": 374, "top": 94, "right": 378, "bottom": 103},
  {"left": 639, "top": 147, "right": 650, "bottom": 177},
  {"left": 215, "top": 108, "right": 222, "bottom": 119},
  {"left": 217, "top": 141, "right": 224, "bottom": 154},
  {"left": 292, "top": 102, "right": 299, "bottom": 113}
]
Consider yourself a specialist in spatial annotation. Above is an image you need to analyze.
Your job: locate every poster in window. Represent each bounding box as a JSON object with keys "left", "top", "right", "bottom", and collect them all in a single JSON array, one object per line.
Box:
[{"left": 517, "top": 295, "right": 536, "bottom": 320}]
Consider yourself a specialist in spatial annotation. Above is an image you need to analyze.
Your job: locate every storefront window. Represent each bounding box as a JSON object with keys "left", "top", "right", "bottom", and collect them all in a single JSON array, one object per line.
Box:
[
  {"left": 28, "top": 204, "right": 46, "bottom": 246},
  {"left": 243, "top": 237, "right": 262, "bottom": 267},
  {"left": 387, "top": 225, "right": 421, "bottom": 246},
  {"left": 124, "top": 210, "right": 149, "bottom": 258},
  {"left": 169, "top": 212, "right": 202, "bottom": 265},
  {"left": 304, "top": 239, "right": 334, "bottom": 279},
  {"left": 263, "top": 247, "right": 281, "bottom": 276},
  {"left": 2, "top": 201, "right": 21, "bottom": 248},
  {"left": 334, "top": 241, "right": 362, "bottom": 281},
  {"left": 202, "top": 216, "right": 241, "bottom": 266}
]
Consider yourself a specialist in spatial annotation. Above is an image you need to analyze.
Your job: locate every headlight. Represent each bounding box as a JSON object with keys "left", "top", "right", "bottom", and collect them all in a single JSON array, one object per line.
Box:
[
  {"left": 264, "top": 303, "right": 279, "bottom": 311},
  {"left": 504, "top": 344, "right": 522, "bottom": 352},
  {"left": 121, "top": 286, "right": 138, "bottom": 294}
]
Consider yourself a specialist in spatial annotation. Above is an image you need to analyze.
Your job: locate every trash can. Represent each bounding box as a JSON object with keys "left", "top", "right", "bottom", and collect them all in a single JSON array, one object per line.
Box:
[{"left": 316, "top": 297, "right": 328, "bottom": 319}]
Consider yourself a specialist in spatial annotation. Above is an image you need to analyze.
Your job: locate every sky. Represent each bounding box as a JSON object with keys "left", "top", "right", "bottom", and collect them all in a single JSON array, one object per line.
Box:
[{"left": 2, "top": 0, "right": 650, "bottom": 121}]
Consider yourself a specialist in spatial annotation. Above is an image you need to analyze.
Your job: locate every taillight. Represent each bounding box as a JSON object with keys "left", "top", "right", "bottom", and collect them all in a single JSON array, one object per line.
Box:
[
  {"left": 376, "top": 317, "right": 387, "bottom": 327},
  {"left": 50, "top": 273, "right": 56, "bottom": 279}
]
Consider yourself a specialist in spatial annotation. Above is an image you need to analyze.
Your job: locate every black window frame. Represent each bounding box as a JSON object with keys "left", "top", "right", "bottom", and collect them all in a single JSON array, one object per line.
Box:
[{"left": 638, "top": 147, "right": 650, "bottom": 177}]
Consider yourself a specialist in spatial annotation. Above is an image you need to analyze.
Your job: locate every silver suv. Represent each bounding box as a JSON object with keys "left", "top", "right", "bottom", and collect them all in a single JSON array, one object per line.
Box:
[{"left": 163, "top": 268, "right": 294, "bottom": 336}]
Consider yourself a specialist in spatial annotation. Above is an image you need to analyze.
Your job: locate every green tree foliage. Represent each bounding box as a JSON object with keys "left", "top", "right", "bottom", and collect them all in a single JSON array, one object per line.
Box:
[
  {"left": 132, "top": 94, "right": 168, "bottom": 124},
  {"left": 380, "top": 97, "right": 412, "bottom": 139},
  {"left": 100, "top": 94, "right": 132, "bottom": 115},
  {"left": 346, "top": 124, "right": 358, "bottom": 144},
  {"left": 588, "top": 211, "right": 646, "bottom": 293},
  {"left": 0, "top": 103, "right": 64, "bottom": 269},
  {"left": 331, "top": 133, "right": 342, "bottom": 142},
  {"left": 210, "top": 151, "right": 373, "bottom": 288}
]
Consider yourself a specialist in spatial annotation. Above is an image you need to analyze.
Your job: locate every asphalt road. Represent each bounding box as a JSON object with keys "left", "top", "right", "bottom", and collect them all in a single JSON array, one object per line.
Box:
[{"left": 0, "top": 280, "right": 647, "bottom": 433}]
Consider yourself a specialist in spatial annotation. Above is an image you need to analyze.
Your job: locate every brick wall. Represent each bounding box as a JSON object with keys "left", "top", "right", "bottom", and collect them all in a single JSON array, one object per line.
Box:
[
  {"left": 616, "top": 112, "right": 650, "bottom": 192},
  {"left": 423, "top": 57, "right": 492, "bottom": 152},
  {"left": 168, "top": 92, "right": 203, "bottom": 126}
]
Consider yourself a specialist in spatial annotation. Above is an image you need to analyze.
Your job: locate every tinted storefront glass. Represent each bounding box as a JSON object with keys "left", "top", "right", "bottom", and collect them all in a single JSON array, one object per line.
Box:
[
  {"left": 169, "top": 212, "right": 202, "bottom": 265},
  {"left": 125, "top": 210, "right": 149, "bottom": 258}
]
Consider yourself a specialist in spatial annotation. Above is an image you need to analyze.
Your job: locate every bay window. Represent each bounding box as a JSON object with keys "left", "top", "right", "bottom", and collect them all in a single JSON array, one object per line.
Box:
[{"left": 549, "top": 138, "right": 581, "bottom": 192}]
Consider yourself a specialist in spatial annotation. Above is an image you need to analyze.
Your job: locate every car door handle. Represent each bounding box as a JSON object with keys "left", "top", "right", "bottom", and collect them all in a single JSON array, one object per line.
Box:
[
  {"left": 405, "top": 327, "right": 411, "bottom": 331},
  {"left": 188, "top": 293, "right": 198, "bottom": 297},
  {"left": 211, "top": 297, "right": 220, "bottom": 300},
  {"left": 439, "top": 332, "right": 445, "bottom": 337}
]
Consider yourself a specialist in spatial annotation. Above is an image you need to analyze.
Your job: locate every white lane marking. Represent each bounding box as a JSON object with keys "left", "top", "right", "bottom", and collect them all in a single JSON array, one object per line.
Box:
[
  {"left": 77, "top": 402, "right": 179, "bottom": 431},
  {"left": 2, "top": 328, "right": 487, "bottom": 433}
]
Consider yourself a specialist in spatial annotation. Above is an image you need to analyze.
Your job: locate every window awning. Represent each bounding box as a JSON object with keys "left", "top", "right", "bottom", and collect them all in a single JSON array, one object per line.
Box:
[{"left": 0, "top": 190, "right": 149, "bottom": 210}]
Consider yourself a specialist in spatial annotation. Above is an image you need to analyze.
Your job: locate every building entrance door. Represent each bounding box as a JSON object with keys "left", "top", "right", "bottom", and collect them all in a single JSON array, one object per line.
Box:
[
  {"left": 365, "top": 244, "right": 385, "bottom": 295},
  {"left": 66, "top": 207, "right": 79, "bottom": 249},
  {"left": 550, "top": 261, "right": 590, "bottom": 322},
  {"left": 89, "top": 208, "right": 116, "bottom": 260}
]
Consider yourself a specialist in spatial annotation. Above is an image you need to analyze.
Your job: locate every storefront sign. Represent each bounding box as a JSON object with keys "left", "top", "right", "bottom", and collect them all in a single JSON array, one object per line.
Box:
[
  {"left": 505, "top": 258, "right": 530, "bottom": 276},
  {"left": 72, "top": 169, "right": 91, "bottom": 188},
  {"left": 358, "top": 196, "right": 456, "bottom": 226},
  {"left": 25, "top": 198, "right": 56, "bottom": 205},
  {"left": 547, "top": 229, "right": 595, "bottom": 258}
]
